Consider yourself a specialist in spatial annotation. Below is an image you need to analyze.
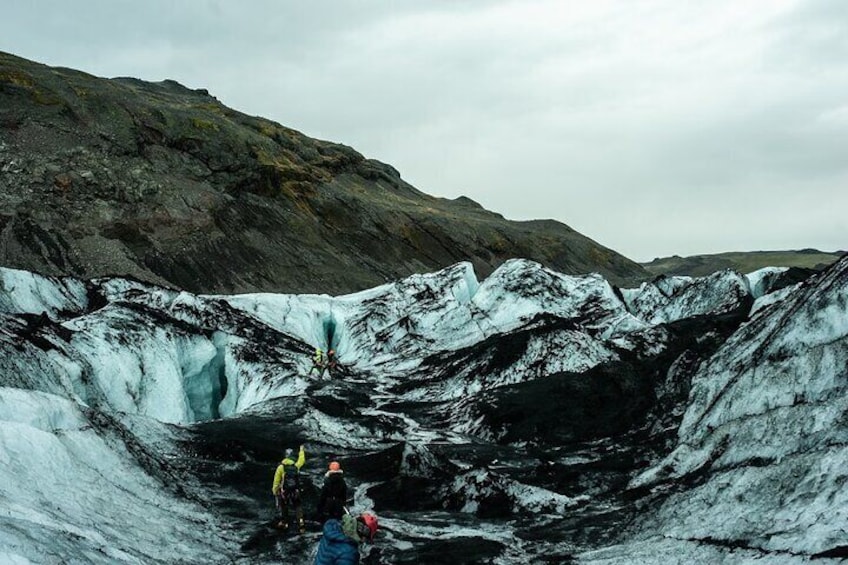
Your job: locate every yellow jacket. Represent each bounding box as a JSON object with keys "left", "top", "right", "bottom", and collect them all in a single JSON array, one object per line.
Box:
[{"left": 272, "top": 445, "right": 306, "bottom": 495}]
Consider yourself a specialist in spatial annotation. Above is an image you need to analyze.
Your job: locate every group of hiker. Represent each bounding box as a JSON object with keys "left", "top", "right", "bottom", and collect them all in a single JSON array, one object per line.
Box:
[
  {"left": 272, "top": 445, "right": 378, "bottom": 564},
  {"left": 309, "top": 347, "right": 339, "bottom": 379},
  {"left": 267, "top": 346, "right": 379, "bottom": 563}
]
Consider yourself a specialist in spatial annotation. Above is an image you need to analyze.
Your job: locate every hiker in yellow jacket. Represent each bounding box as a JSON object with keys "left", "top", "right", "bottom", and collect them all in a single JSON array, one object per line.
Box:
[
  {"left": 309, "top": 348, "right": 326, "bottom": 377},
  {"left": 272, "top": 444, "right": 306, "bottom": 532}
]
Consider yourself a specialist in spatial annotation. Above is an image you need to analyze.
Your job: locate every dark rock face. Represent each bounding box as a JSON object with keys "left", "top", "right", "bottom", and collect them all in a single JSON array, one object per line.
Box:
[{"left": 0, "top": 51, "right": 647, "bottom": 294}]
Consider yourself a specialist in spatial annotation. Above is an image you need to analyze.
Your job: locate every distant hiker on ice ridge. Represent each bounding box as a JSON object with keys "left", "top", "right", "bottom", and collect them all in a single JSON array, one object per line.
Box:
[
  {"left": 309, "top": 348, "right": 326, "bottom": 377},
  {"left": 325, "top": 349, "right": 338, "bottom": 377},
  {"left": 310, "top": 348, "right": 340, "bottom": 379},
  {"left": 272, "top": 444, "right": 306, "bottom": 533}
]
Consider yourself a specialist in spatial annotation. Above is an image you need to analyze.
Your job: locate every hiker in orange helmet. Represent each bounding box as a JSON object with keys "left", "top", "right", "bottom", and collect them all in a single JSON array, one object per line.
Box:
[
  {"left": 325, "top": 349, "right": 338, "bottom": 378},
  {"left": 318, "top": 460, "right": 348, "bottom": 523}
]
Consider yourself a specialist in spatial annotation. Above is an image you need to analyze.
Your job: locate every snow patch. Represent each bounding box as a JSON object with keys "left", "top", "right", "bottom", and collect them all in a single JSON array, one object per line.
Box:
[{"left": 0, "top": 267, "right": 88, "bottom": 317}]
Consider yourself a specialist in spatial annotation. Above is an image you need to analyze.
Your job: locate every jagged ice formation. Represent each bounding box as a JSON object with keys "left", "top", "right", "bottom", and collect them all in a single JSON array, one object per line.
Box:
[{"left": 1, "top": 258, "right": 845, "bottom": 563}]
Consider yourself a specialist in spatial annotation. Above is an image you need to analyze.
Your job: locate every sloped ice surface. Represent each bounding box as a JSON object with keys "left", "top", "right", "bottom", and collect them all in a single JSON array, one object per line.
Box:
[
  {"left": 578, "top": 536, "right": 821, "bottom": 565},
  {"left": 403, "top": 322, "right": 626, "bottom": 405},
  {"left": 621, "top": 255, "right": 848, "bottom": 559},
  {"left": 0, "top": 387, "right": 236, "bottom": 564}
]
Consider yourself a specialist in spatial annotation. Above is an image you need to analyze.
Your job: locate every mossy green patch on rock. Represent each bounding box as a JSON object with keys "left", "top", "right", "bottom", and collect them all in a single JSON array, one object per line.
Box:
[
  {"left": 0, "top": 68, "right": 36, "bottom": 89},
  {"left": 191, "top": 118, "right": 219, "bottom": 131}
]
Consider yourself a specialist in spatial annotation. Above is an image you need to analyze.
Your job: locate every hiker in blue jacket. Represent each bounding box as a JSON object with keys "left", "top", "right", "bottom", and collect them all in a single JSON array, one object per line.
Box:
[{"left": 313, "top": 512, "right": 378, "bottom": 565}]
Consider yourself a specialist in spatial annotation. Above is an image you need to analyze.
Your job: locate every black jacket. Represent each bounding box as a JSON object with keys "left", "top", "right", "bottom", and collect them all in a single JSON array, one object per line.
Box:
[{"left": 318, "top": 471, "right": 348, "bottom": 521}]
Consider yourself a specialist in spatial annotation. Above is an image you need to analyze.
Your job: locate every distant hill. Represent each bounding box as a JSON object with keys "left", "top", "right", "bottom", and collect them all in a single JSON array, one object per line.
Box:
[
  {"left": 642, "top": 249, "right": 845, "bottom": 277},
  {"left": 0, "top": 51, "right": 647, "bottom": 294}
]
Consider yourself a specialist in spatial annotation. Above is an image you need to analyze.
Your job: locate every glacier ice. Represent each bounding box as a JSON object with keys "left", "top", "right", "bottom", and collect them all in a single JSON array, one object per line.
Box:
[
  {"left": 622, "top": 255, "right": 848, "bottom": 559},
  {"left": 0, "top": 257, "right": 844, "bottom": 563}
]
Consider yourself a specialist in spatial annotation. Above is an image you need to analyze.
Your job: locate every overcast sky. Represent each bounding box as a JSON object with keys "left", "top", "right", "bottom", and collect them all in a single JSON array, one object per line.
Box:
[{"left": 2, "top": 0, "right": 845, "bottom": 261}]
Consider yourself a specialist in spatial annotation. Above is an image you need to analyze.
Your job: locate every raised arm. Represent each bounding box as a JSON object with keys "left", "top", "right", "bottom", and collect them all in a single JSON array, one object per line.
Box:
[{"left": 295, "top": 445, "right": 306, "bottom": 470}]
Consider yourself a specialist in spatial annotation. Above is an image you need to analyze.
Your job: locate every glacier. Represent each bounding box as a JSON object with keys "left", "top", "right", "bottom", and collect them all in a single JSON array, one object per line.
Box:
[{"left": 0, "top": 258, "right": 845, "bottom": 564}]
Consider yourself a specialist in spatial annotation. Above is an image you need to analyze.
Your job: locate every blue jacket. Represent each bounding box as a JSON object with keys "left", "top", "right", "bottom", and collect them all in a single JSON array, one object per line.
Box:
[{"left": 313, "top": 519, "right": 359, "bottom": 565}]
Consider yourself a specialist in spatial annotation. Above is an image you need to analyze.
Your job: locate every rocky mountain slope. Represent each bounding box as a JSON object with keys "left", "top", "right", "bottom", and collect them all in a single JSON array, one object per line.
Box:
[
  {"left": 0, "top": 51, "right": 646, "bottom": 295},
  {"left": 642, "top": 249, "right": 844, "bottom": 278},
  {"left": 2, "top": 255, "right": 842, "bottom": 564}
]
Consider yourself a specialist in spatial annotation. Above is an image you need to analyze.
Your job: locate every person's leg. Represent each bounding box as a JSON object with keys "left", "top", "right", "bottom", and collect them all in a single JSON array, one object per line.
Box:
[
  {"left": 280, "top": 493, "right": 289, "bottom": 529},
  {"left": 293, "top": 491, "right": 305, "bottom": 533},
  {"left": 296, "top": 504, "right": 305, "bottom": 532},
  {"left": 277, "top": 492, "right": 289, "bottom": 528}
]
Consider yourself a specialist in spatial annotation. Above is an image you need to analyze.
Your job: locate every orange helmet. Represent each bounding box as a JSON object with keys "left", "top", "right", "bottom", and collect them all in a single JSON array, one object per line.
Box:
[{"left": 328, "top": 461, "right": 341, "bottom": 471}]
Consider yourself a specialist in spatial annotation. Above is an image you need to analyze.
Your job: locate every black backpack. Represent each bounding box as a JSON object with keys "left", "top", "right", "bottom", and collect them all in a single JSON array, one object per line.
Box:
[{"left": 282, "top": 463, "right": 300, "bottom": 491}]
